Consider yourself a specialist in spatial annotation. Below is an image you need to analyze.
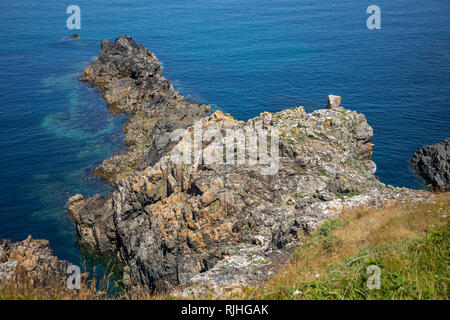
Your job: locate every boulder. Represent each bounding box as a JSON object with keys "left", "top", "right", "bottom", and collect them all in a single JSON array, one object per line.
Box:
[
  {"left": 411, "top": 138, "right": 450, "bottom": 191},
  {"left": 327, "top": 94, "right": 341, "bottom": 109}
]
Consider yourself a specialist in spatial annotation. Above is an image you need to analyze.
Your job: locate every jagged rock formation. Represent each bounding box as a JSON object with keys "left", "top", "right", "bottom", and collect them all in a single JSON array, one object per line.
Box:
[
  {"left": 411, "top": 138, "right": 450, "bottom": 191},
  {"left": 0, "top": 236, "right": 70, "bottom": 286},
  {"left": 80, "top": 35, "right": 209, "bottom": 184},
  {"left": 68, "top": 36, "right": 434, "bottom": 295},
  {"left": 67, "top": 102, "right": 429, "bottom": 293}
]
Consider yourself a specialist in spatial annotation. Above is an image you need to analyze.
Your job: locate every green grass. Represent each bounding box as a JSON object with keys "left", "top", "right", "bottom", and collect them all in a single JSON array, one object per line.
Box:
[
  {"left": 264, "top": 226, "right": 448, "bottom": 300},
  {"left": 234, "top": 194, "right": 449, "bottom": 300}
]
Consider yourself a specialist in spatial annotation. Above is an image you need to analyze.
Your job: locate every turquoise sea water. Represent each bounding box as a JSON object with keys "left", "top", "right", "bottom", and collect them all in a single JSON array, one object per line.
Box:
[{"left": 0, "top": 0, "right": 449, "bottom": 264}]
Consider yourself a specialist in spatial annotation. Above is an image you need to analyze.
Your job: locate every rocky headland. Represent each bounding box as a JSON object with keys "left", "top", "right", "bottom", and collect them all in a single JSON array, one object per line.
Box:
[
  {"left": 411, "top": 138, "right": 449, "bottom": 191},
  {"left": 63, "top": 36, "right": 438, "bottom": 297}
]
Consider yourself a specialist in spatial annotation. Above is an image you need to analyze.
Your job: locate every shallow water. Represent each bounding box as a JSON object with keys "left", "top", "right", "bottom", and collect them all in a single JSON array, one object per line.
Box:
[{"left": 0, "top": 0, "right": 449, "bottom": 264}]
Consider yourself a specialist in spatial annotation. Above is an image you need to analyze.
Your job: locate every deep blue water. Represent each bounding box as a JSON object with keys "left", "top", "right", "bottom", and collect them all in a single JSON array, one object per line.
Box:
[{"left": 0, "top": 0, "right": 449, "bottom": 264}]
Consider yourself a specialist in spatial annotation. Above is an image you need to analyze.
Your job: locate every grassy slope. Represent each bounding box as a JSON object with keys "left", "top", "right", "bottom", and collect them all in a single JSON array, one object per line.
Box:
[
  {"left": 232, "top": 193, "right": 449, "bottom": 300},
  {"left": 1, "top": 193, "right": 448, "bottom": 300}
]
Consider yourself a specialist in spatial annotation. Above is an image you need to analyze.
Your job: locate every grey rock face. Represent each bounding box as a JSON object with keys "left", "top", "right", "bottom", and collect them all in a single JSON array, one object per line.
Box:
[
  {"left": 0, "top": 261, "right": 18, "bottom": 282},
  {"left": 327, "top": 94, "right": 341, "bottom": 109},
  {"left": 80, "top": 35, "right": 210, "bottom": 184},
  {"left": 411, "top": 138, "right": 450, "bottom": 191},
  {"left": 0, "top": 236, "right": 70, "bottom": 286},
  {"left": 69, "top": 99, "right": 385, "bottom": 292},
  {"left": 0, "top": 246, "right": 6, "bottom": 263}
]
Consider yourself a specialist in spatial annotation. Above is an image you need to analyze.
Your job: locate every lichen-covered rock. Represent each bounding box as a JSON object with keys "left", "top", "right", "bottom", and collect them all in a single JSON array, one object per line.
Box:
[
  {"left": 0, "top": 246, "right": 6, "bottom": 263},
  {"left": 411, "top": 138, "right": 450, "bottom": 191},
  {"left": 68, "top": 99, "right": 387, "bottom": 292},
  {"left": 80, "top": 35, "right": 209, "bottom": 184},
  {"left": 0, "top": 236, "right": 70, "bottom": 286}
]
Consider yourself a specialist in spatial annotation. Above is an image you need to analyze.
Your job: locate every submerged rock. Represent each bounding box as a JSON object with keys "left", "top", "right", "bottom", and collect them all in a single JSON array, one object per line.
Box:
[{"left": 411, "top": 138, "right": 450, "bottom": 191}]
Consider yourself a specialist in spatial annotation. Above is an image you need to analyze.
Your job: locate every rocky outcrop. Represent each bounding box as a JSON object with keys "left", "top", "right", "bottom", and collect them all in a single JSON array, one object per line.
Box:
[
  {"left": 0, "top": 236, "right": 70, "bottom": 287},
  {"left": 411, "top": 138, "right": 450, "bottom": 191},
  {"left": 80, "top": 35, "right": 209, "bottom": 184},
  {"left": 327, "top": 94, "right": 342, "bottom": 109},
  {"left": 70, "top": 43, "right": 413, "bottom": 291},
  {"left": 69, "top": 36, "right": 434, "bottom": 296}
]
